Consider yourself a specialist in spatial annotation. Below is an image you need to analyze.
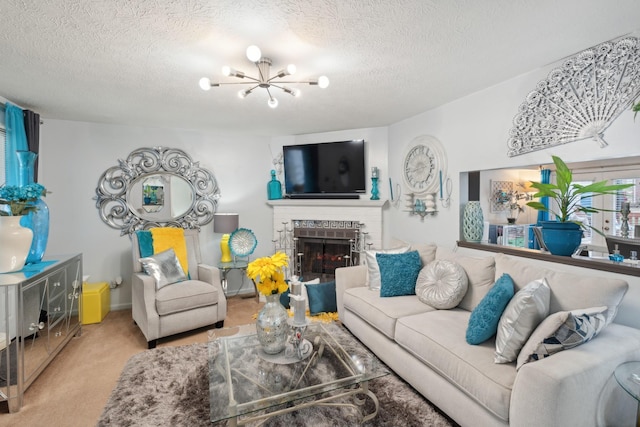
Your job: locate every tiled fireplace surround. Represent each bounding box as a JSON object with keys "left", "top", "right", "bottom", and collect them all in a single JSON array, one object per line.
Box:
[{"left": 267, "top": 199, "right": 386, "bottom": 278}]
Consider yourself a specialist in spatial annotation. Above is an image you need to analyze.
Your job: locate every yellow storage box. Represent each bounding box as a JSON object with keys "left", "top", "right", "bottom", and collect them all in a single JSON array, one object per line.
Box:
[{"left": 81, "top": 282, "right": 110, "bottom": 324}]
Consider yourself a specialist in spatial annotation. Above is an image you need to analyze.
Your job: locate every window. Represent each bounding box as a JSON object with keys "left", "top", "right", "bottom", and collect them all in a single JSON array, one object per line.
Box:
[{"left": 572, "top": 168, "right": 640, "bottom": 248}]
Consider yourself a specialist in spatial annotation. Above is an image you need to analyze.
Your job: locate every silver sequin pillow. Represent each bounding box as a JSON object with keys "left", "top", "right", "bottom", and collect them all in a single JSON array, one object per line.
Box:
[
  {"left": 139, "top": 248, "right": 187, "bottom": 290},
  {"left": 415, "top": 260, "right": 468, "bottom": 309}
]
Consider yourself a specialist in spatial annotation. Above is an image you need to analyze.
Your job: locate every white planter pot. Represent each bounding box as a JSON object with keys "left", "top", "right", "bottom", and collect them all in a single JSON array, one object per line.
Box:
[{"left": 0, "top": 216, "right": 34, "bottom": 273}]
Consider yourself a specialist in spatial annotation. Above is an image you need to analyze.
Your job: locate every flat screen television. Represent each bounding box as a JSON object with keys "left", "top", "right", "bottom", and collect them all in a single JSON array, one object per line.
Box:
[{"left": 283, "top": 140, "right": 366, "bottom": 198}]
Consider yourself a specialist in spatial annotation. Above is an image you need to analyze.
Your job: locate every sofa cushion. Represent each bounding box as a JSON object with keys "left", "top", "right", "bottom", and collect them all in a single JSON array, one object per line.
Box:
[
  {"left": 494, "top": 253, "right": 628, "bottom": 324},
  {"left": 466, "top": 274, "right": 515, "bottom": 345},
  {"left": 365, "top": 246, "right": 410, "bottom": 290},
  {"left": 343, "top": 287, "right": 435, "bottom": 339},
  {"left": 415, "top": 260, "right": 468, "bottom": 309},
  {"left": 378, "top": 251, "right": 422, "bottom": 297},
  {"left": 396, "top": 310, "right": 516, "bottom": 422},
  {"left": 516, "top": 306, "right": 608, "bottom": 370},
  {"left": 494, "top": 278, "right": 550, "bottom": 363},
  {"left": 155, "top": 280, "right": 219, "bottom": 316},
  {"left": 436, "top": 247, "right": 496, "bottom": 311}
]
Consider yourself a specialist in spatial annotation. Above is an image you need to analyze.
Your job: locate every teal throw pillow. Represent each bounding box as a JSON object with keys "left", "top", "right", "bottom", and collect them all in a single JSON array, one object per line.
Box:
[
  {"left": 279, "top": 287, "right": 290, "bottom": 308},
  {"left": 136, "top": 230, "right": 154, "bottom": 258},
  {"left": 305, "top": 281, "right": 337, "bottom": 315},
  {"left": 466, "top": 273, "right": 515, "bottom": 345},
  {"left": 377, "top": 250, "right": 422, "bottom": 297}
]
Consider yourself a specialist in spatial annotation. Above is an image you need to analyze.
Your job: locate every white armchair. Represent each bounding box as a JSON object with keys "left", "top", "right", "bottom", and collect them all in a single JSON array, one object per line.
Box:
[{"left": 131, "top": 229, "right": 227, "bottom": 348}]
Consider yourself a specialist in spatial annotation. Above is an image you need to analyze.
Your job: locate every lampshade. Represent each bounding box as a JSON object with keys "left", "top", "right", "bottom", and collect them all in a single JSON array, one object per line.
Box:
[{"left": 214, "top": 213, "right": 239, "bottom": 234}]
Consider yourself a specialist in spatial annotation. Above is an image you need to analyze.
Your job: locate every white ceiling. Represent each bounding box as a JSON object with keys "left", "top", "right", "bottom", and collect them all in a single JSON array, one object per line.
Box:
[{"left": 2, "top": 0, "right": 640, "bottom": 137}]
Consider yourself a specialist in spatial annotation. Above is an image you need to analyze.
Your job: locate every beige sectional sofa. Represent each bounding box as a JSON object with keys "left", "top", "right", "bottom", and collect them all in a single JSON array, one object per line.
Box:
[{"left": 336, "top": 245, "right": 640, "bottom": 427}]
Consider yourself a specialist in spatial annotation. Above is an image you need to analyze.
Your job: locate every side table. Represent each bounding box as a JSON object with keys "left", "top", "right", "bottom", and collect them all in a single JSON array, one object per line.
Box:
[
  {"left": 614, "top": 361, "right": 640, "bottom": 426},
  {"left": 218, "top": 260, "right": 258, "bottom": 300}
]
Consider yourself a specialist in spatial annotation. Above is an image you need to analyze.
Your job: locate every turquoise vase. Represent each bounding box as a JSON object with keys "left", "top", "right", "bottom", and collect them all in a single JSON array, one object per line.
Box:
[
  {"left": 15, "top": 151, "right": 49, "bottom": 264},
  {"left": 463, "top": 201, "right": 484, "bottom": 243},
  {"left": 540, "top": 221, "right": 582, "bottom": 256},
  {"left": 267, "top": 170, "right": 283, "bottom": 200}
]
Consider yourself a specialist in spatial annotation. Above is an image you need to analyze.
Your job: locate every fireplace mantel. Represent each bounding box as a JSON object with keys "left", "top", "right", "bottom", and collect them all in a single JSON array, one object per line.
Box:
[
  {"left": 267, "top": 198, "right": 387, "bottom": 262},
  {"left": 267, "top": 199, "right": 388, "bottom": 208}
]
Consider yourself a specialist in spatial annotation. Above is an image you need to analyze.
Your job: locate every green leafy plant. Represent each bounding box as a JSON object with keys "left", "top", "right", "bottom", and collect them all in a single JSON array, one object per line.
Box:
[
  {"left": 633, "top": 100, "right": 640, "bottom": 119},
  {"left": 526, "top": 155, "right": 633, "bottom": 236}
]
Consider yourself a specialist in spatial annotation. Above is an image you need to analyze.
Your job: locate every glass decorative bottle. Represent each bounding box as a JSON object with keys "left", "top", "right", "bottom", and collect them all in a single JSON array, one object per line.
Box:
[
  {"left": 370, "top": 167, "right": 380, "bottom": 200},
  {"left": 15, "top": 151, "right": 49, "bottom": 264},
  {"left": 256, "top": 293, "right": 289, "bottom": 354},
  {"left": 267, "top": 170, "right": 283, "bottom": 200}
]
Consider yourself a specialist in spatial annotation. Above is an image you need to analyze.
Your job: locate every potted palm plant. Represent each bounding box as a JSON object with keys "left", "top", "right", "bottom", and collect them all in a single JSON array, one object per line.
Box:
[{"left": 526, "top": 155, "right": 633, "bottom": 256}]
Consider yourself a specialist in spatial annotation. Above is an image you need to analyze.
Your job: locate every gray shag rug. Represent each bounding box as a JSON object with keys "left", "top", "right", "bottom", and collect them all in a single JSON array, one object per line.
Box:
[{"left": 98, "top": 325, "right": 457, "bottom": 427}]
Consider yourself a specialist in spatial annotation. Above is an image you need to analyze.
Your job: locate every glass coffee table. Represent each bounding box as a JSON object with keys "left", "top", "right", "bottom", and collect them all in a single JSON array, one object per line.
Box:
[{"left": 208, "top": 322, "right": 389, "bottom": 426}]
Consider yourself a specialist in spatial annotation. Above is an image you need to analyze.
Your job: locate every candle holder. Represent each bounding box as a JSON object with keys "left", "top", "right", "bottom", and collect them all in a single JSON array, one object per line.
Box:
[{"left": 286, "top": 318, "right": 312, "bottom": 360}]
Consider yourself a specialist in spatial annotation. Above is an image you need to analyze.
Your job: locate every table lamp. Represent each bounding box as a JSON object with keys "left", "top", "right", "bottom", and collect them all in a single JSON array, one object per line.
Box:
[{"left": 214, "top": 213, "right": 239, "bottom": 263}]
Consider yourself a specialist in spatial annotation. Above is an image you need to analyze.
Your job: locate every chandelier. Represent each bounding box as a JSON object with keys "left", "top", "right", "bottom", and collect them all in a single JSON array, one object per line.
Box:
[{"left": 199, "top": 45, "right": 329, "bottom": 108}]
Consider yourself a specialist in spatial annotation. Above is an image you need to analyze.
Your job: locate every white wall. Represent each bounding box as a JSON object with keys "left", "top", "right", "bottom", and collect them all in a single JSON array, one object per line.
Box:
[
  {"left": 387, "top": 62, "right": 640, "bottom": 329},
  {"left": 40, "top": 120, "right": 274, "bottom": 308}
]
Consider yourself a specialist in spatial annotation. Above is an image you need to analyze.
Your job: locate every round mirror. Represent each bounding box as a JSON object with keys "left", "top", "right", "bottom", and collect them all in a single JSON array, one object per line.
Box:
[
  {"left": 126, "top": 173, "right": 195, "bottom": 221},
  {"left": 94, "top": 147, "right": 220, "bottom": 235}
]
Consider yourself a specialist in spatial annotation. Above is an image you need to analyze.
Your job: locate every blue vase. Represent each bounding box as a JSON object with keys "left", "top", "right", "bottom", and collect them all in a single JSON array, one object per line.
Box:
[
  {"left": 15, "top": 151, "right": 49, "bottom": 264},
  {"left": 540, "top": 221, "right": 582, "bottom": 256},
  {"left": 267, "top": 170, "right": 283, "bottom": 200}
]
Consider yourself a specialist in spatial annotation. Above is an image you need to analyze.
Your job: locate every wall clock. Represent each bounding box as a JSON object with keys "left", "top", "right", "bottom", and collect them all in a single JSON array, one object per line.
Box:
[{"left": 402, "top": 135, "right": 447, "bottom": 196}]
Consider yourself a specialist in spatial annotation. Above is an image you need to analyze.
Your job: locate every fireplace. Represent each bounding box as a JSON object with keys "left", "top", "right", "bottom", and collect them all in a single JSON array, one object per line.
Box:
[
  {"left": 293, "top": 220, "right": 362, "bottom": 281},
  {"left": 269, "top": 199, "right": 386, "bottom": 282}
]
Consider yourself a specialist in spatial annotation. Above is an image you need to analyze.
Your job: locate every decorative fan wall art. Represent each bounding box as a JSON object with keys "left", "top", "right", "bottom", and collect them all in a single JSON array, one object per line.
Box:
[{"left": 507, "top": 37, "right": 640, "bottom": 157}]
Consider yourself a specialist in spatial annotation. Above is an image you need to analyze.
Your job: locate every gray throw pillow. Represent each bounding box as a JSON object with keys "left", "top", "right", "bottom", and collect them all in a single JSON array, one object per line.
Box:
[
  {"left": 139, "top": 248, "right": 187, "bottom": 290},
  {"left": 494, "top": 278, "right": 550, "bottom": 363},
  {"left": 415, "top": 260, "right": 468, "bottom": 309},
  {"left": 516, "top": 306, "right": 608, "bottom": 370}
]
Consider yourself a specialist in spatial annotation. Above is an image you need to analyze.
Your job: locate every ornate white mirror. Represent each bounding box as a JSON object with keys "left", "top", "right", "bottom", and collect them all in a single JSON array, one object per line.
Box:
[{"left": 94, "top": 147, "right": 220, "bottom": 235}]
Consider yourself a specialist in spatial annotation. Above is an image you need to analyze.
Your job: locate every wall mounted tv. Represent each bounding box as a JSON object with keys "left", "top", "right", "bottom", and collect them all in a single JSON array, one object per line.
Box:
[{"left": 283, "top": 140, "right": 366, "bottom": 199}]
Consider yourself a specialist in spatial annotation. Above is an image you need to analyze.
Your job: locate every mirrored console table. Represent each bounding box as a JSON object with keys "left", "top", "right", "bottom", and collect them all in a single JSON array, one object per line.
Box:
[{"left": 0, "top": 254, "right": 82, "bottom": 412}]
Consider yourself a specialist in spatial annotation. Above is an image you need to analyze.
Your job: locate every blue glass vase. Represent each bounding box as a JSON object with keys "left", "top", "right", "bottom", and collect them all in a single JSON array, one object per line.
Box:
[
  {"left": 267, "top": 170, "right": 283, "bottom": 200},
  {"left": 15, "top": 151, "right": 49, "bottom": 264}
]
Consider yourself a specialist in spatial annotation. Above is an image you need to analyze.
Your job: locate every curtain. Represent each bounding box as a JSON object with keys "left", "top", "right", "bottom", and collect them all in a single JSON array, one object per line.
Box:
[
  {"left": 536, "top": 168, "right": 551, "bottom": 224},
  {"left": 4, "top": 102, "right": 28, "bottom": 186},
  {"left": 23, "top": 109, "right": 40, "bottom": 182},
  {"left": 23, "top": 110, "right": 40, "bottom": 182}
]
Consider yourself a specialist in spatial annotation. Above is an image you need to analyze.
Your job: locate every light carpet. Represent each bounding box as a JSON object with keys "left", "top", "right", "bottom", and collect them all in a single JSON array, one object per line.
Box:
[{"left": 98, "top": 325, "right": 457, "bottom": 426}]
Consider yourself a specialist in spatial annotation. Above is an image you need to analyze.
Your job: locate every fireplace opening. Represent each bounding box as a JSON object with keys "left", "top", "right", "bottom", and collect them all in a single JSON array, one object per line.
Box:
[
  {"left": 298, "top": 238, "right": 352, "bottom": 281},
  {"left": 286, "top": 219, "right": 364, "bottom": 282}
]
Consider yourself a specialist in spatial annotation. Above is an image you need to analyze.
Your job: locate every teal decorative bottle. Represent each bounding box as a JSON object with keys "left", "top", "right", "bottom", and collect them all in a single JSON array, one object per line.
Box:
[
  {"left": 16, "top": 151, "right": 49, "bottom": 264},
  {"left": 370, "top": 167, "right": 380, "bottom": 200},
  {"left": 267, "top": 170, "right": 283, "bottom": 200}
]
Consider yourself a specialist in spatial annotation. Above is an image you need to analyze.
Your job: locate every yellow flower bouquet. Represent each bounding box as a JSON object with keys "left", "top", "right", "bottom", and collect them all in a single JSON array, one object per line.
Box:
[{"left": 247, "top": 252, "right": 289, "bottom": 296}]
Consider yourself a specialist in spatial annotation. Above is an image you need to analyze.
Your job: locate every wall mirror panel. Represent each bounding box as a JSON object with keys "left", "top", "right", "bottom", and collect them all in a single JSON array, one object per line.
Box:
[
  {"left": 95, "top": 147, "right": 220, "bottom": 235},
  {"left": 464, "top": 155, "right": 640, "bottom": 251}
]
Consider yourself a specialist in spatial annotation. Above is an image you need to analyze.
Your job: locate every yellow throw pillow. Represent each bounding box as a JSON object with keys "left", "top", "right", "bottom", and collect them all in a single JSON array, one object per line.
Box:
[{"left": 150, "top": 227, "right": 189, "bottom": 275}]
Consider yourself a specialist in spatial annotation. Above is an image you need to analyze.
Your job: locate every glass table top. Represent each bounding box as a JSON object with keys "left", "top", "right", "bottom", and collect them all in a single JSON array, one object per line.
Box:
[
  {"left": 615, "top": 361, "right": 640, "bottom": 401},
  {"left": 208, "top": 322, "right": 388, "bottom": 423}
]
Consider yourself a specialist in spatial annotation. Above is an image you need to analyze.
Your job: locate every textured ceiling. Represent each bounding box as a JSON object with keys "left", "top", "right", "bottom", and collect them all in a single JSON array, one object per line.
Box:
[{"left": 1, "top": 0, "right": 640, "bottom": 137}]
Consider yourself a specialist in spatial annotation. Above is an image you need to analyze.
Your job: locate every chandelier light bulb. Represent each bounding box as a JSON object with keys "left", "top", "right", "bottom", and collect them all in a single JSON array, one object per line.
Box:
[
  {"left": 246, "top": 45, "right": 262, "bottom": 62},
  {"left": 222, "top": 66, "right": 231, "bottom": 76},
  {"left": 287, "top": 64, "right": 297, "bottom": 75},
  {"left": 199, "top": 77, "right": 211, "bottom": 91},
  {"left": 268, "top": 97, "right": 279, "bottom": 108},
  {"left": 318, "top": 75, "right": 330, "bottom": 89},
  {"left": 238, "top": 89, "right": 250, "bottom": 98}
]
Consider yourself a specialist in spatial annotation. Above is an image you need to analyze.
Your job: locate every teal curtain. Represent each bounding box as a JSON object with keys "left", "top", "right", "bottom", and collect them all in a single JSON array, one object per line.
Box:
[
  {"left": 536, "top": 169, "right": 551, "bottom": 224},
  {"left": 5, "top": 102, "right": 28, "bottom": 186}
]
